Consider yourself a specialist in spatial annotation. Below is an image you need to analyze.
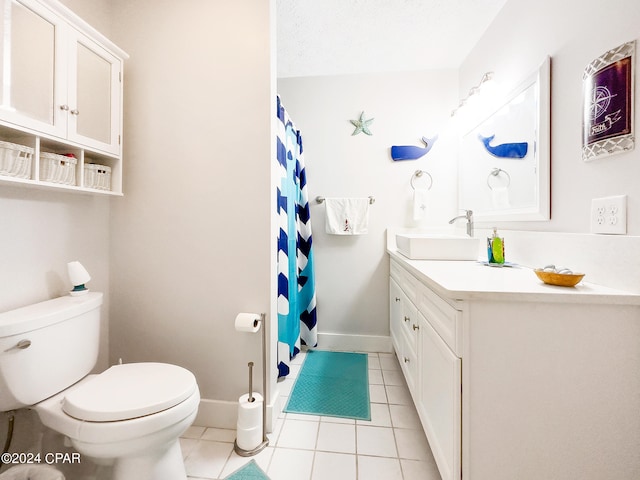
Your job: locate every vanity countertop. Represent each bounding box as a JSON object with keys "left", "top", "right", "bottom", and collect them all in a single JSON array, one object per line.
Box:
[{"left": 388, "top": 249, "right": 640, "bottom": 306}]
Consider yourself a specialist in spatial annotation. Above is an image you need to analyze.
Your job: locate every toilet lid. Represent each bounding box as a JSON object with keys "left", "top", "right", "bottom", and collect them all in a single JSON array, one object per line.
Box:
[{"left": 62, "top": 363, "right": 197, "bottom": 422}]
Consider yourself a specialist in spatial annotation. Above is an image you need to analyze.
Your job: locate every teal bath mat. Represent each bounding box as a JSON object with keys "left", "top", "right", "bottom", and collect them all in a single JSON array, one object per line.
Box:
[
  {"left": 224, "top": 460, "right": 270, "bottom": 480},
  {"left": 284, "top": 350, "right": 370, "bottom": 420}
]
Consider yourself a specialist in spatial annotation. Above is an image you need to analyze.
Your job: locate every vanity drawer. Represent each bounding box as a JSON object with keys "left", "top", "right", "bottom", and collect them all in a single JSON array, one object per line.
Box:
[
  {"left": 417, "top": 283, "right": 462, "bottom": 356},
  {"left": 390, "top": 260, "right": 419, "bottom": 303}
]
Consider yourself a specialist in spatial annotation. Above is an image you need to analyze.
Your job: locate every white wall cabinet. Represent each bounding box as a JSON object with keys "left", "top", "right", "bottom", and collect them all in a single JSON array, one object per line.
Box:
[
  {"left": 0, "top": 0, "right": 127, "bottom": 194},
  {"left": 389, "top": 254, "right": 640, "bottom": 480}
]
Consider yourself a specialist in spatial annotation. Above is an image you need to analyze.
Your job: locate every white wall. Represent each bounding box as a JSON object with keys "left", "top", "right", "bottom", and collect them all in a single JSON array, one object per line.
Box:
[
  {"left": 460, "top": 0, "right": 640, "bottom": 235},
  {"left": 0, "top": 0, "right": 113, "bottom": 457},
  {"left": 109, "top": 0, "right": 275, "bottom": 424},
  {"left": 278, "top": 70, "right": 458, "bottom": 345},
  {"left": 457, "top": 0, "right": 640, "bottom": 292}
]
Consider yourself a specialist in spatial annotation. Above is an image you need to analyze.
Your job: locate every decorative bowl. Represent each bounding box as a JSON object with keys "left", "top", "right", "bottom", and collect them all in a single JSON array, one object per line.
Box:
[{"left": 534, "top": 269, "right": 585, "bottom": 287}]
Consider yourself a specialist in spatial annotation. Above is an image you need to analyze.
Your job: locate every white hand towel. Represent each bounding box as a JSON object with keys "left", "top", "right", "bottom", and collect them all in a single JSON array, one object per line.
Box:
[
  {"left": 491, "top": 186, "right": 511, "bottom": 209},
  {"left": 413, "top": 188, "right": 429, "bottom": 221},
  {"left": 324, "top": 198, "right": 370, "bottom": 235}
]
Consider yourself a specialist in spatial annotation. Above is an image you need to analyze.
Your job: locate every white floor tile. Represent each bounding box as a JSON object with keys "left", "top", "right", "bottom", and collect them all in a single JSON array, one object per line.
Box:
[
  {"left": 276, "top": 420, "right": 319, "bottom": 450},
  {"left": 356, "top": 425, "right": 397, "bottom": 457},
  {"left": 218, "top": 446, "right": 274, "bottom": 478},
  {"left": 385, "top": 384, "right": 413, "bottom": 405},
  {"left": 357, "top": 402, "right": 391, "bottom": 427},
  {"left": 181, "top": 350, "right": 444, "bottom": 480},
  {"left": 357, "top": 455, "right": 403, "bottom": 480},
  {"left": 320, "top": 415, "right": 355, "bottom": 425},
  {"left": 201, "top": 428, "right": 236, "bottom": 443},
  {"left": 184, "top": 440, "right": 233, "bottom": 479},
  {"left": 179, "top": 437, "right": 199, "bottom": 459},
  {"left": 379, "top": 353, "right": 400, "bottom": 371},
  {"left": 368, "top": 369, "right": 384, "bottom": 385},
  {"left": 183, "top": 425, "right": 206, "bottom": 439},
  {"left": 389, "top": 404, "right": 421, "bottom": 430},
  {"left": 268, "top": 448, "right": 314, "bottom": 480},
  {"left": 369, "top": 384, "right": 388, "bottom": 403},
  {"left": 286, "top": 412, "right": 321, "bottom": 422},
  {"left": 394, "top": 428, "right": 432, "bottom": 461},
  {"left": 312, "top": 451, "right": 357, "bottom": 480},
  {"left": 401, "top": 458, "right": 442, "bottom": 480},
  {"left": 316, "top": 422, "right": 356, "bottom": 454},
  {"left": 367, "top": 356, "right": 381, "bottom": 370}
]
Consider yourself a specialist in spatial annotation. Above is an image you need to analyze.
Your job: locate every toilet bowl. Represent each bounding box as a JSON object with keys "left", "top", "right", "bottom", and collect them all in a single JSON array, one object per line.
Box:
[
  {"left": 35, "top": 363, "right": 200, "bottom": 480},
  {"left": 0, "top": 293, "right": 200, "bottom": 480}
]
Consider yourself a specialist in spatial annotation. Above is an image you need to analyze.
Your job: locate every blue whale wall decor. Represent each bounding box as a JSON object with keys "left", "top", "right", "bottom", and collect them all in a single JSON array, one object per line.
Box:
[
  {"left": 478, "top": 134, "right": 528, "bottom": 159},
  {"left": 391, "top": 136, "right": 438, "bottom": 161}
]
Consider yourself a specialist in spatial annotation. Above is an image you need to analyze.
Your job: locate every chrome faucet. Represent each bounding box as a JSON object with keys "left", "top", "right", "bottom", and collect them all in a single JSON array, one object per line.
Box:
[{"left": 449, "top": 210, "right": 474, "bottom": 237}]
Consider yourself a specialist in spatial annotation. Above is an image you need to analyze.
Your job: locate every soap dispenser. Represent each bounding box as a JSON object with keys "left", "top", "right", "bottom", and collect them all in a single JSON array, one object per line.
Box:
[{"left": 488, "top": 227, "right": 505, "bottom": 264}]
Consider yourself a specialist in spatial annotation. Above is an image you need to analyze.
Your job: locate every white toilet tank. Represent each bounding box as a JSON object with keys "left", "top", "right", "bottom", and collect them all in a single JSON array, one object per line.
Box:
[{"left": 0, "top": 292, "right": 102, "bottom": 411}]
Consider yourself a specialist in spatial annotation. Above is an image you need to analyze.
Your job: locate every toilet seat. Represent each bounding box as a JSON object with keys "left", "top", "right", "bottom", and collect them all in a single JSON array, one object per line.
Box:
[{"left": 62, "top": 362, "right": 197, "bottom": 422}]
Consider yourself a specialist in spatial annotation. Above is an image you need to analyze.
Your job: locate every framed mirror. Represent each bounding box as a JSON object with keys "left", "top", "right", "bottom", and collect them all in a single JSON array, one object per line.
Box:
[{"left": 458, "top": 57, "right": 551, "bottom": 221}]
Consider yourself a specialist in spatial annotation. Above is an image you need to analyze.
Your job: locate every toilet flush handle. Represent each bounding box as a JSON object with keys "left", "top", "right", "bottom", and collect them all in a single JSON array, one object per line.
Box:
[{"left": 4, "top": 339, "right": 31, "bottom": 352}]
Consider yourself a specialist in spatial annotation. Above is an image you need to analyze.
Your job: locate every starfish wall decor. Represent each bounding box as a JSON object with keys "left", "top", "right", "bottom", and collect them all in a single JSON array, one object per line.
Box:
[{"left": 350, "top": 111, "right": 374, "bottom": 136}]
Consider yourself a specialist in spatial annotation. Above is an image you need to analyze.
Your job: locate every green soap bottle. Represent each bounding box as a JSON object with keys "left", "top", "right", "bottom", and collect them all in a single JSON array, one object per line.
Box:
[{"left": 491, "top": 227, "right": 504, "bottom": 264}]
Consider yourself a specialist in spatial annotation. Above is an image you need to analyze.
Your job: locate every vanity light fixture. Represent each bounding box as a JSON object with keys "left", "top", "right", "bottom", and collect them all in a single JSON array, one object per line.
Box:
[{"left": 451, "top": 71, "right": 494, "bottom": 117}]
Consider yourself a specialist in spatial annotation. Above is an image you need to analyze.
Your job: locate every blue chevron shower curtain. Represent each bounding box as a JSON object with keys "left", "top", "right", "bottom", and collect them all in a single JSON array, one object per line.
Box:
[{"left": 276, "top": 96, "right": 317, "bottom": 379}]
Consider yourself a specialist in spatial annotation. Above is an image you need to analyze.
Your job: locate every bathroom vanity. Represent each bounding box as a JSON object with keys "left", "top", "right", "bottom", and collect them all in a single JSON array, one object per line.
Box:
[{"left": 389, "top": 252, "right": 640, "bottom": 480}]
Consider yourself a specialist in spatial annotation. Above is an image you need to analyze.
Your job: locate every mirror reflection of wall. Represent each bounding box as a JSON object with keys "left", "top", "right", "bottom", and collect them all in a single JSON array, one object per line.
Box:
[{"left": 458, "top": 57, "right": 551, "bottom": 222}]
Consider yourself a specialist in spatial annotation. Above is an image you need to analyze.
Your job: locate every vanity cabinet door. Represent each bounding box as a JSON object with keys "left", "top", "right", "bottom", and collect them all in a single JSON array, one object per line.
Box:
[
  {"left": 389, "top": 277, "right": 418, "bottom": 395},
  {"left": 390, "top": 277, "right": 403, "bottom": 343},
  {"left": 0, "top": 0, "right": 66, "bottom": 137},
  {"left": 418, "top": 311, "right": 461, "bottom": 480}
]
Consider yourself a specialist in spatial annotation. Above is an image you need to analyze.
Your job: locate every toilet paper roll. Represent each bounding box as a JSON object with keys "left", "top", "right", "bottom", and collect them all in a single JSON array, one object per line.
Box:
[
  {"left": 237, "top": 392, "right": 263, "bottom": 429},
  {"left": 236, "top": 424, "right": 263, "bottom": 451},
  {"left": 234, "top": 313, "right": 261, "bottom": 333}
]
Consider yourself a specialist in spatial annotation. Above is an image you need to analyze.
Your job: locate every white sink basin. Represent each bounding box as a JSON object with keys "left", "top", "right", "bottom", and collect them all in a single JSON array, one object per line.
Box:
[{"left": 396, "top": 233, "right": 481, "bottom": 260}]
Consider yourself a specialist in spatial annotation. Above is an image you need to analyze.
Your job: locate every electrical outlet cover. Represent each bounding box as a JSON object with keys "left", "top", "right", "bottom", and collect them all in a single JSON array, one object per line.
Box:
[{"left": 590, "top": 195, "right": 627, "bottom": 234}]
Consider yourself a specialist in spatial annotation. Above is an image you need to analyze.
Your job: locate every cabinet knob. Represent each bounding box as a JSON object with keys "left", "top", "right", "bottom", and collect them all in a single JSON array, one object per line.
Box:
[
  {"left": 59, "top": 104, "right": 69, "bottom": 111},
  {"left": 70, "top": 109, "right": 80, "bottom": 116},
  {"left": 403, "top": 357, "right": 409, "bottom": 363},
  {"left": 404, "top": 316, "right": 410, "bottom": 322},
  {"left": 395, "top": 297, "right": 401, "bottom": 302},
  {"left": 412, "top": 324, "right": 420, "bottom": 331}
]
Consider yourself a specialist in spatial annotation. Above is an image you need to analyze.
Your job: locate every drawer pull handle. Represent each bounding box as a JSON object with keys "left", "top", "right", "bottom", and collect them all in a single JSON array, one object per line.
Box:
[
  {"left": 403, "top": 357, "right": 409, "bottom": 363},
  {"left": 412, "top": 324, "right": 420, "bottom": 331},
  {"left": 404, "top": 316, "right": 410, "bottom": 322},
  {"left": 395, "top": 297, "right": 401, "bottom": 302}
]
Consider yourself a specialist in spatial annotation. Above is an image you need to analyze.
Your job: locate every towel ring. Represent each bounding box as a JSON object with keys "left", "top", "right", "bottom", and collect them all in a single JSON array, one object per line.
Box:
[
  {"left": 487, "top": 168, "right": 511, "bottom": 190},
  {"left": 410, "top": 170, "right": 433, "bottom": 190}
]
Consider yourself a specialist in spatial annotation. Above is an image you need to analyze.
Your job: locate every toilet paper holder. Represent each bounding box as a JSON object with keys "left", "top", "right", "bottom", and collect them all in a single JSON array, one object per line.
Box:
[{"left": 234, "top": 313, "right": 269, "bottom": 457}]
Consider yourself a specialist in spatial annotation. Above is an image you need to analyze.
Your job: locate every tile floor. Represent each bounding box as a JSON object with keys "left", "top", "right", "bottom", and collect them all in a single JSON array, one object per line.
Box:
[{"left": 180, "top": 351, "right": 442, "bottom": 480}]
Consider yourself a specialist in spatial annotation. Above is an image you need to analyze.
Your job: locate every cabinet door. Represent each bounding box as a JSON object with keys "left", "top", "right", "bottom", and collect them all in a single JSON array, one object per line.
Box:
[
  {"left": 0, "top": 0, "right": 66, "bottom": 137},
  {"left": 418, "top": 312, "right": 461, "bottom": 480},
  {"left": 66, "top": 30, "right": 122, "bottom": 155},
  {"left": 389, "top": 277, "right": 403, "bottom": 343}
]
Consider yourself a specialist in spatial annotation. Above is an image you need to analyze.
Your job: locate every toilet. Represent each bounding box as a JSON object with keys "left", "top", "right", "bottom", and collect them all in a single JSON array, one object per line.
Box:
[{"left": 0, "top": 292, "right": 200, "bottom": 480}]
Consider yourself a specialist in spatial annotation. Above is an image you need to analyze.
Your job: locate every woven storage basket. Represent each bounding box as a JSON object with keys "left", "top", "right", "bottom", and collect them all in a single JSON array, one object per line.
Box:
[
  {"left": 84, "top": 164, "right": 111, "bottom": 191},
  {"left": 40, "top": 152, "right": 77, "bottom": 185},
  {"left": 0, "top": 140, "right": 34, "bottom": 179}
]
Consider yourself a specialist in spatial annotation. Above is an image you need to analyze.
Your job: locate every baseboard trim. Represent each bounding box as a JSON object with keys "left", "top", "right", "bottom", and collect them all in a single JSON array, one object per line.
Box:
[
  {"left": 194, "top": 387, "right": 281, "bottom": 432},
  {"left": 192, "top": 332, "right": 391, "bottom": 430},
  {"left": 316, "top": 332, "right": 392, "bottom": 353}
]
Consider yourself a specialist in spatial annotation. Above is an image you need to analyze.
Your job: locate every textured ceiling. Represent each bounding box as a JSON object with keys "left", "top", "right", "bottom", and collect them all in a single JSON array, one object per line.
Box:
[{"left": 277, "top": 0, "right": 507, "bottom": 78}]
